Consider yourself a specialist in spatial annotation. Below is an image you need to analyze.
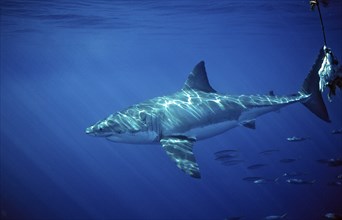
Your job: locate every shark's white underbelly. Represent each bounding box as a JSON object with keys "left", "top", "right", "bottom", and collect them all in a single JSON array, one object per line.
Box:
[
  {"left": 106, "top": 131, "right": 159, "bottom": 144},
  {"left": 182, "top": 120, "right": 239, "bottom": 140}
]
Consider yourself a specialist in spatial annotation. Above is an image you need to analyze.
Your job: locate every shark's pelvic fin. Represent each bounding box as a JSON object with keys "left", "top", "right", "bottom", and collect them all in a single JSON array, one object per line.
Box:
[
  {"left": 160, "top": 136, "right": 200, "bottom": 178},
  {"left": 242, "top": 120, "right": 256, "bottom": 129},
  {"left": 183, "top": 61, "right": 217, "bottom": 93}
]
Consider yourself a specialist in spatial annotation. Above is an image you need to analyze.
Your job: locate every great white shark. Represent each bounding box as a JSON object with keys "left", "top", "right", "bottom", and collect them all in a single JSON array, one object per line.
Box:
[{"left": 86, "top": 53, "right": 330, "bottom": 178}]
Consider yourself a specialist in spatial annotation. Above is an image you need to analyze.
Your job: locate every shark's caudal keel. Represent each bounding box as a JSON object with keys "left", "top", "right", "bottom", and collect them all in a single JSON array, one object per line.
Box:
[{"left": 86, "top": 59, "right": 330, "bottom": 178}]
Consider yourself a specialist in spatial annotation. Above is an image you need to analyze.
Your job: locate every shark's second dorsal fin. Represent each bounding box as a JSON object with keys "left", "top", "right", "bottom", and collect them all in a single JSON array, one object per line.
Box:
[{"left": 183, "top": 61, "right": 217, "bottom": 93}]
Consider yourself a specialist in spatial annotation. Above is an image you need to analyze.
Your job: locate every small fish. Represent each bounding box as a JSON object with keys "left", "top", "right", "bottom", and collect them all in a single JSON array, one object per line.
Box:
[
  {"left": 264, "top": 213, "right": 287, "bottom": 219},
  {"left": 253, "top": 179, "right": 268, "bottom": 184},
  {"left": 247, "top": 164, "right": 267, "bottom": 169},
  {"left": 328, "top": 181, "right": 342, "bottom": 187},
  {"left": 286, "top": 136, "right": 308, "bottom": 142},
  {"left": 215, "top": 154, "right": 238, "bottom": 161},
  {"left": 317, "top": 158, "right": 342, "bottom": 167},
  {"left": 325, "top": 212, "right": 342, "bottom": 219},
  {"left": 243, "top": 177, "right": 278, "bottom": 184},
  {"left": 332, "top": 129, "right": 342, "bottom": 134},
  {"left": 286, "top": 178, "right": 316, "bottom": 185},
  {"left": 282, "top": 172, "right": 307, "bottom": 177},
  {"left": 214, "top": 149, "right": 238, "bottom": 156},
  {"left": 242, "top": 176, "right": 264, "bottom": 182},
  {"left": 259, "top": 149, "right": 280, "bottom": 155},
  {"left": 328, "top": 159, "right": 342, "bottom": 167},
  {"left": 279, "top": 158, "right": 297, "bottom": 163}
]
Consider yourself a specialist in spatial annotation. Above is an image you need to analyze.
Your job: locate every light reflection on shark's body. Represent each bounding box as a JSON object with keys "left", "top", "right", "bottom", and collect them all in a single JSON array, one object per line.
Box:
[{"left": 86, "top": 56, "right": 330, "bottom": 178}]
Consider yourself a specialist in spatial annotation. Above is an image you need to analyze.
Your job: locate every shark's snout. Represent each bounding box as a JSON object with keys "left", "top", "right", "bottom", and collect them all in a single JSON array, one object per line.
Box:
[{"left": 85, "top": 126, "right": 95, "bottom": 135}]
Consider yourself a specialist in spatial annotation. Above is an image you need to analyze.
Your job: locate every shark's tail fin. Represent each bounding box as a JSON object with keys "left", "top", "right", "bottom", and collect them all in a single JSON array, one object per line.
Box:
[{"left": 300, "top": 47, "right": 331, "bottom": 122}]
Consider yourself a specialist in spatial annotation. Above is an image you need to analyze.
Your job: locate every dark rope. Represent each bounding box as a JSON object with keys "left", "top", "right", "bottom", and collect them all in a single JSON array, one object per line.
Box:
[{"left": 316, "top": 2, "right": 327, "bottom": 46}]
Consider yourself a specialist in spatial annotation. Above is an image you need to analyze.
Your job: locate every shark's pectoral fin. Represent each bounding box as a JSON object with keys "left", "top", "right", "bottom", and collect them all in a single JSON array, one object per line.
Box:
[
  {"left": 160, "top": 136, "right": 201, "bottom": 178},
  {"left": 241, "top": 120, "right": 256, "bottom": 129}
]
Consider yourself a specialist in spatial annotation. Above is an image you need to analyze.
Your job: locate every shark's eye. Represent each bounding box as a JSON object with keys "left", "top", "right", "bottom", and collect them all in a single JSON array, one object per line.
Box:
[{"left": 139, "top": 111, "right": 147, "bottom": 121}]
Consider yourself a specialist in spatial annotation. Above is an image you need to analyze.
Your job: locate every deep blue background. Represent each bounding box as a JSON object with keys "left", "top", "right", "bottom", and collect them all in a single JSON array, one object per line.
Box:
[{"left": 1, "top": 1, "right": 342, "bottom": 219}]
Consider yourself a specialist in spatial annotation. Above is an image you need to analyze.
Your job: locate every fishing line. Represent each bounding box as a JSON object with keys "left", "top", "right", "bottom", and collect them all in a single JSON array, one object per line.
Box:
[{"left": 311, "top": 0, "right": 327, "bottom": 46}]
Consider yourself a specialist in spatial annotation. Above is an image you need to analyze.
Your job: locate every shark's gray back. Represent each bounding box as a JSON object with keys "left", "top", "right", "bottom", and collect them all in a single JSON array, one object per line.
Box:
[{"left": 140, "top": 90, "right": 243, "bottom": 138}]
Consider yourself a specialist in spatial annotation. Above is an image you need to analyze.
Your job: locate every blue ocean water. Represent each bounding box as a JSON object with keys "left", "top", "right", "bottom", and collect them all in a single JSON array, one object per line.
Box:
[{"left": 1, "top": 1, "right": 342, "bottom": 219}]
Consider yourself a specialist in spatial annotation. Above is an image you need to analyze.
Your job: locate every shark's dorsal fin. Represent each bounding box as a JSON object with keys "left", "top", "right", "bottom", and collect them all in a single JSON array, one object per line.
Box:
[{"left": 183, "top": 61, "right": 217, "bottom": 93}]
